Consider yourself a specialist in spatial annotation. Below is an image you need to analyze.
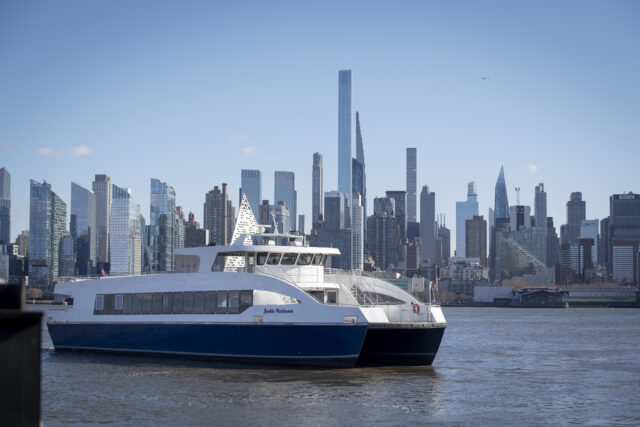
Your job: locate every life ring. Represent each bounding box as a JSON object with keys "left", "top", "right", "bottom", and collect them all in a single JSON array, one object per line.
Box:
[{"left": 413, "top": 304, "right": 420, "bottom": 314}]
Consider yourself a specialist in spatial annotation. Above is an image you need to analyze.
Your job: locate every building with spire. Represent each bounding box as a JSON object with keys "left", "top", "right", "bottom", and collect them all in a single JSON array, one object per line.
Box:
[
  {"left": 455, "top": 182, "right": 479, "bottom": 257},
  {"left": 490, "top": 167, "right": 510, "bottom": 283}
]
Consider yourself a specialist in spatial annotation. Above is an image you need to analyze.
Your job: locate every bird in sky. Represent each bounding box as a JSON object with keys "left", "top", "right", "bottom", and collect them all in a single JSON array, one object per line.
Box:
[{"left": 481, "top": 76, "right": 491, "bottom": 80}]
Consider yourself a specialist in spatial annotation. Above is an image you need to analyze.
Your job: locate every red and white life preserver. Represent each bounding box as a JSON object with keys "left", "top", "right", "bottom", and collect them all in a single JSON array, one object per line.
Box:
[{"left": 413, "top": 304, "right": 420, "bottom": 314}]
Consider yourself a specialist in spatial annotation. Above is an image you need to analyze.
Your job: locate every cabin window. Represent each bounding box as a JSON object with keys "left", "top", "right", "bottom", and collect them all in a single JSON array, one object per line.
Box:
[
  {"left": 326, "top": 291, "right": 337, "bottom": 305},
  {"left": 280, "top": 253, "right": 298, "bottom": 265},
  {"left": 132, "top": 293, "right": 143, "bottom": 314},
  {"left": 114, "top": 295, "right": 124, "bottom": 311},
  {"left": 257, "top": 252, "right": 268, "bottom": 266},
  {"left": 183, "top": 292, "right": 194, "bottom": 314},
  {"left": 172, "top": 292, "right": 184, "bottom": 314},
  {"left": 311, "top": 254, "right": 323, "bottom": 266},
  {"left": 266, "top": 253, "right": 282, "bottom": 265},
  {"left": 95, "top": 295, "right": 104, "bottom": 311},
  {"left": 193, "top": 291, "right": 205, "bottom": 314},
  {"left": 204, "top": 291, "right": 217, "bottom": 314},
  {"left": 240, "top": 290, "right": 253, "bottom": 311},
  {"left": 152, "top": 293, "right": 163, "bottom": 314},
  {"left": 296, "top": 254, "right": 313, "bottom": 265},
  {"left": 142, "top": 293, "right": 153, "bottom": 314},
  {"left": 162, "top": 293, "right": 172, "bottom": 314},
  {"left": 309, "top": 291, "right": 324, "bottom": 303},
  {"left": 123, "top": 294, "right": 133, "bottom": 313},
  {"left": 216, "top": 291, "right": 228, "bottom": 314},
  {"left": 228, "top": 291, "right": 240, "bottom": 314}
]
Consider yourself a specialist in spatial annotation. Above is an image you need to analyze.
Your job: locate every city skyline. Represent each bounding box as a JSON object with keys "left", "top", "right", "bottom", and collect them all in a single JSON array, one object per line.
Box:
[{"left": 2, "top": 1, "right": 639, "bottom": 254}]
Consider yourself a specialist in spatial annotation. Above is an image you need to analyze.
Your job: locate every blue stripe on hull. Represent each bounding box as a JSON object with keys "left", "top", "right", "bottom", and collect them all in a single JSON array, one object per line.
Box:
[{"left": 47, "top": 323, "right": 368, "bottom": 367}]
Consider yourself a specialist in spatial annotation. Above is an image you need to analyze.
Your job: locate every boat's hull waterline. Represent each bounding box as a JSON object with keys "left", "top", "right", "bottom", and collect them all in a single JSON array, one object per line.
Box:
[
  {"left": 47, "top": 321, "right": 445, "bottom": 367},
  {"left": 48, "top": 322, "right": 369, "bottom": 367}
]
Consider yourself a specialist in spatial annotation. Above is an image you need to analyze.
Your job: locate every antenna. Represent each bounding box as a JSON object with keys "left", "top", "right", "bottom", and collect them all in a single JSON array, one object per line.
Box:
[{"left": 515, "top": 186, "right": 521, "bottom": 205}]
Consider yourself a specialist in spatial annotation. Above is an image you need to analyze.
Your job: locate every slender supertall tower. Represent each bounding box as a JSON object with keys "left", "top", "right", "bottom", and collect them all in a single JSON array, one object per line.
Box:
[
  {"left": 338, "top": 70, "right": 352, "bottom": 206},
  {"left": 312, "top": 153, "right": 323, "bottom": 224},
  {"left": 406, "top": 148, "right": 417, "bottom": 224},
  {"left": 0, "top": 167, "right": 10, "bottom": 245},
  {"left": 494, "top": 166, "right": 509, "bottom": 221}
]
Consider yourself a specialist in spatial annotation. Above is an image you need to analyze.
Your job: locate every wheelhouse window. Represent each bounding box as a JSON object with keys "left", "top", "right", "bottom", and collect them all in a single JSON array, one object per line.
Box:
[
  {"left": 257, "top": 252, "right": 268, "bottom": 266},
  {"left": 266, "top": 253, "right": 282, "bottom": 265},
  {"left": 296, "top": 254, "right": 313, "bottom": 265},
  {"left": 311, "top": 254, "right": 324, "bottom": 266},
  {"left": 326, "top": 290, "right": 337, "bottom": 305},
  {"left": 280, "top": 253, "right": 298, "bottom": 265}
]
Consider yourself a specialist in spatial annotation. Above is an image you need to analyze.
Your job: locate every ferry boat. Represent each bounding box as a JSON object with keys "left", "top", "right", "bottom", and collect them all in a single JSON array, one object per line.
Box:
[{"left": 48, "top": 196, "right": 447, "bottom": 367}]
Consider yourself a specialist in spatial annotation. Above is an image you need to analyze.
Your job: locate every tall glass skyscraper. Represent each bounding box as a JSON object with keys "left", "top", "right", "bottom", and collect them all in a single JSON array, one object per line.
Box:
[
  {"left": 92, "top": 174, "right": 112, "bottom": 266},
  {"left": 70, "top": 182, "right": 96, "bottom": 275},
  {"left": 406, "top": 148, "right": 417, "bottom": 223},
  {"left": 455, "top": 182, "right": 479, "bottom": 257},
  {"left": 274, "top": 171, "right": 296, "bottom": 232},
  {"left": 29, "top": 180, "right": 67, "bottom": 289},
  {"left": 312, "top": 153, "right": 323, "bottom": 224},
  {"left": 240, "top": 169, "right": 261, "bottom": 218},
  {"left": 150, "top": 178, "right": 176, "bottom": 272},
  {"left": 0, "top": 167, "right": 10, "bottom": 245},
  {"left": 338, "top": 70, "right": 352, "bottom": 203},
  {"left": 110, "top": 186, "right": 142, "bottom": 275},
  {"left": 494, "top": 166, "right": 510, "bottom": 220}
]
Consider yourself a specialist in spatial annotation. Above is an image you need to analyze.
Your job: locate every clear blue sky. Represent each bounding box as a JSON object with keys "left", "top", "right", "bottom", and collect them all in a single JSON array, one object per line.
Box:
[{"left": 1, "top": 0, "right": 639, "bottom": 252}]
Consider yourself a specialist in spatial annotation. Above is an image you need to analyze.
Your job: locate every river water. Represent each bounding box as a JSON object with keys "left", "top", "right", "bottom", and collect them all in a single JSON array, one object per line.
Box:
[{"left": 37, "top": 307, "right": 640, "bottom": 425}]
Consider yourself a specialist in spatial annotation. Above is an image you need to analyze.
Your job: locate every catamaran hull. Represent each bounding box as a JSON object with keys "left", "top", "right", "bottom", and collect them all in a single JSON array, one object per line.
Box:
[
  {"left": 48, "top": 322, "right": 368, "bottom": 367},
  {"left": 357, "top": 323, "right": 446, "bottom": 366}
]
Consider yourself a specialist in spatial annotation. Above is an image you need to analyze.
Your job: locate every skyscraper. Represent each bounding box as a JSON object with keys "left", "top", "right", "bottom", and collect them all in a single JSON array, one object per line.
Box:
[
  {"left": 466, "top": 215, "right": 487, "bottom": 266},
  {"left": 109, "top": 186, "right": 142, "bottom": 276},
  {"left": 338, "top": 70, "right": 352, "bottom": 202},
  {"left": 351, "top": 194, "right": 364, "bottom": 271},
  {"left": 150, "top": 178, "right": 176, "bottom": 272},
  {"left": 420, "top": 186, "right": 436, "bottom": 265},
  {"left": 564, "top": 192, "right": 586, "bottom": 244},
  {"left": 274, "top": 171, "right": 296, "bottom": 232},
  {"left": 317, "top": 191, "right": 351, "bottom": 270},
  {"left": 29, "top": 180, "right": 67, "bottom": 289},
  {"left": 386, "top": 190, "right": 406, "bottom": 263},
  {"left": 534, "top": 183, "right": 547, "bottom": 234},
  {"left": 92, "top": 174, "right": 112, "bottom": 266},
  {"left": 367, "top": 196, "right": 399, "bottom": 270},
  {"left": 0, "top": 167, "right": 10, "bottom": 245},
  {"left": 204, "top": 184, "right": 231, "bottom": 246},
  {"left": 355, "top": 112, "right": 366, "bottom": 236},
  {"left": 494, "top": 166, "right": 510, "bottom": 220},
  {"left": 312, "top": 153, "right": 323, "bottom": 224},
  {"left": 240, "top": 169, "right": 261, "bottom": 218},
  {"left": 580, "top": 219, "right": 599, "bottom": 267},
  {"left": 406, "top": 148, "right": 417, "bottom": 224},
  {"left": 455, "top": 182, "right": 479, "bottom": 257},
  {"left": 608, "top": 193, "right": 640, "bottom": 272},
  {"left": 70, "top": 182, "right": 96, "bottom": 275}
]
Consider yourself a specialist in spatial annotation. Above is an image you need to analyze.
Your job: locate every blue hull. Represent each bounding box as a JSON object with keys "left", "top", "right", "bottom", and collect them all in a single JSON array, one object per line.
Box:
[
  {"left": 47, "top": 322, "right": 368, "bottom": 367},
  {"left": 357, "top": 324, "right": 446, "bottom": 366}
]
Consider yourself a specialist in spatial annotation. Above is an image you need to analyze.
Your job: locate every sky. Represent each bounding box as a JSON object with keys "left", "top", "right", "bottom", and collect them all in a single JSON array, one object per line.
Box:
[{"left": 1, "top": 0, "right": 639, "bottom": 252}]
